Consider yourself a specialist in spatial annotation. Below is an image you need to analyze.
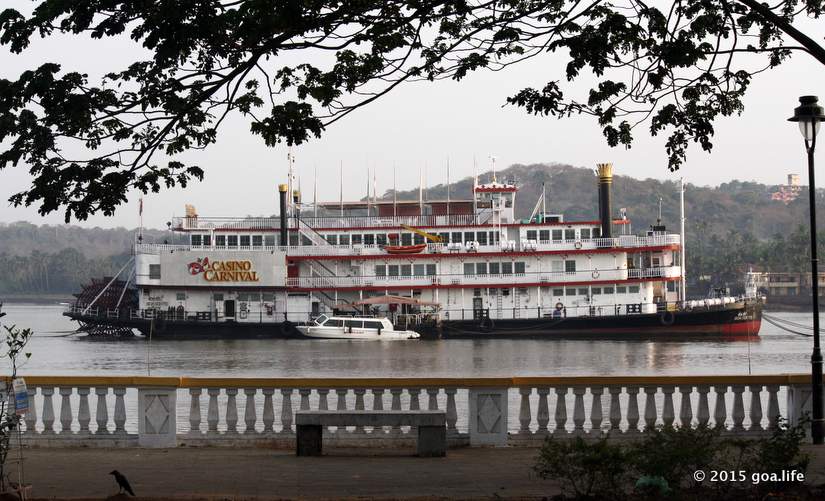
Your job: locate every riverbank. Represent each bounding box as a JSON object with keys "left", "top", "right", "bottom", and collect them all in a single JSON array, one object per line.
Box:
[{"left": 0, "top": 294, "right": 73, "bottom": 304}]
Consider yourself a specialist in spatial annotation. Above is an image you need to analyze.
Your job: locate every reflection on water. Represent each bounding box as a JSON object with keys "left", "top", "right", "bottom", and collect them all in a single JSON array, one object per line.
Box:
[{"left": 1, "top": 303, "right": 816, "bottom": 377}]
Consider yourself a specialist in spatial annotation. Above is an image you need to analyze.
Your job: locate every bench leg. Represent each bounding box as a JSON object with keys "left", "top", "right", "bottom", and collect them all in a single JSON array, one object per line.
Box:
[
  {"left": 296, "top": 424, "right": 323, "bottom": 456},
  {"left": 417, "top": 425, "right": 446, "bottom": 457}
]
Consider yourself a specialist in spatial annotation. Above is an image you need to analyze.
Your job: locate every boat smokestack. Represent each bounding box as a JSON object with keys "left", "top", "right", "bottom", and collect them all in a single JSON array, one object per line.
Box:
[
  {"left": 278, "top": 184, "right": 288, "bottom": 246},
  {"left": 597, "top": 163, "right": 613, "bottom": 238}
]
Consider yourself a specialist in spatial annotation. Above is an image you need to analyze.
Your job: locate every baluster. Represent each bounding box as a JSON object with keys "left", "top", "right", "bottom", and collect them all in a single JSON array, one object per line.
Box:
[
  {"left": 354, "top": 388, "right": 366, "bottom": 433},
  {"left": 262, "top": 389, "right": 275, "bottom": 432},
  {"left": 643, "top": 386, "right": 657, "bottom": 431},
  {"left": 662, "top": 385, "right": 675, "bottom": 428},
  {"left": 207, "top": 388, "right": 220, "bottom": 433},
  {"left": 445, "top": 388, "right": 458, "bottom": 435},
  {"left": 427, "top": 388, "right": 439, "bottom": 410},
  {"left": 41, "top": 387, "right": 55, "bottom": 434},
  {"left": 731, "top": 385, "right": 745, "bottom": 432},
  {"left": 299, "top": 389, "right": 311, "bottom": 411},
  {"left": 372, "top": 388, "right": 384, "bottom": 410},
  {"left": 626, "top": 386, "right": 640, "bottom": 433},
  {"left": 336, "top": 389, "right": 348, "bottom": 410},
  {"left": 225, "top": 388, "right": 238, "bottom": 433},
  {"left": 678, "top": 385, "right": 693, "bottom": 428},
  {"left": 749, "top": 385, "right": 764, "bottom": 432},
  {"left": 767, "top": 385, "right": 780, "bottom": 430},
  {"left": 188, "top": 388, "right": 202, "bottom": 435},
  {"left": 317, "top": 389, "right": 330, "bottom": 411},
  {"left": 590, "top": 386, "right": 604, "bottom": 435},
  {"left": 697, "top": 385, "right": 711, "bottom": 427},
  {"left": 24, "top": 387, "right": 38, "bottom": 434},
  {"left": 59, "top": 387, "right": 73, "bottom": 434},
  {"left": 537, "top": 387, "right": 550, "bottom": 434},
  {"left": 572, "top": 387, "right": 586, "bottom": 434},
  {"left": 390, "top": 388, "right": 403, "bottom": 434},
  {"left": 554, "top": 387, "right": 568, "bottom": 435},
  {"left": 408, "top": 388, "right": 421, "bottom": 410},
  {"left": 114, "top": 387, "right": 127, "bottom": 434},
  {"left": 244, "top": 388, "right": 257, "bottom": 434},
  {"left": 281, "top": 388, "right": 294, "bottom": 433},
  {"left": 714, "top": 385, "right": 728, "bottom": 430},
  {"left": 77, "top": 387, "right": 91, "bottom": 433},
  {"left": 608, "top": 387, "right": 622, "bottom": 432},
  {"left": 518, "top": 387, "right": 532, "bottom": 434}
]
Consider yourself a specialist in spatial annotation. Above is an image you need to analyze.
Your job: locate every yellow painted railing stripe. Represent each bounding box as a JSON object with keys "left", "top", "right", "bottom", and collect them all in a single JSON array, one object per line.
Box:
[{"left": 9, "top": 374, "right": 811, "bottom": 388}]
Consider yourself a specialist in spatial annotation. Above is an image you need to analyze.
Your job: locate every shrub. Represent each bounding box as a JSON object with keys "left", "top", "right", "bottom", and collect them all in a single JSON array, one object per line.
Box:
[{"left": 534, "top": 436, "right": 631, "bottom": 500}]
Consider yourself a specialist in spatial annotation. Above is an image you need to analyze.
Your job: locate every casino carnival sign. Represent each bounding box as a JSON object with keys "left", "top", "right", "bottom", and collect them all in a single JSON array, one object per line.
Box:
[{"left": 188, "top": 257, "right": 259, "bottom": 282}]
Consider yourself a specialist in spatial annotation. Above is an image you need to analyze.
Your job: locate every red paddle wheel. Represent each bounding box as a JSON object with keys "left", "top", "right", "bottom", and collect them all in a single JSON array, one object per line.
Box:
[{"left": 72, "top": 277, "right": 138, "bottom": 336}]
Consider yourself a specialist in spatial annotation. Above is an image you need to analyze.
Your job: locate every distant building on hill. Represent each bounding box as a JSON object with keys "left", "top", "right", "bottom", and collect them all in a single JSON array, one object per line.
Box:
[{"left": 770, "top": 173, "right": 802, "bottom": 204}]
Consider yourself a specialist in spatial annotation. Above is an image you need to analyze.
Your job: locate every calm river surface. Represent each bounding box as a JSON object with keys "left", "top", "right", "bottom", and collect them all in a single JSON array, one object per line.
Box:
[{"left": 0, "top": 303, "right": 816, "bottom": 377}]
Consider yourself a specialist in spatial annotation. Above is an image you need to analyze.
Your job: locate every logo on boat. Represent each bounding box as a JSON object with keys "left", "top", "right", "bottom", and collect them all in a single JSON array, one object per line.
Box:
[{"left": 187, "top": 257, "right": 259, "bottom": 282}]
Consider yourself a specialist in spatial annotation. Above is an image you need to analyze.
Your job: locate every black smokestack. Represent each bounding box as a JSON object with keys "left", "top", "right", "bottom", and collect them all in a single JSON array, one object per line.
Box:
[
  {"left": 597, "top": 163, "right": 613, "bottom": 238},
  {"left": 278, "top": 184, "right": 288, "bottom": 246}
]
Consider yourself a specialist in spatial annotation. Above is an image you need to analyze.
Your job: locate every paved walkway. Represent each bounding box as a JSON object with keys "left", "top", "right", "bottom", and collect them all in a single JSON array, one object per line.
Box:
[
  {"left": 14, "top": 447, "right": 554, "bottom": 500},
  {"left": 11, "top": 445, "right": 825, "bottom": 500}
]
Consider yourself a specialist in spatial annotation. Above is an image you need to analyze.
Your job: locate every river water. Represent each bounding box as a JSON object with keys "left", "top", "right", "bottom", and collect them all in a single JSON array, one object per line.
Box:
[{"left": 0, "top": 303, "right": 816, "bottom": 377}]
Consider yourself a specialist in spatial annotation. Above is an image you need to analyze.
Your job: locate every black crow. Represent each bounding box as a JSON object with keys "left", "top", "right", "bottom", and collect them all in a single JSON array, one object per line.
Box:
[{"left": 109, "top": 470, "right": 135, "bottom": 496}]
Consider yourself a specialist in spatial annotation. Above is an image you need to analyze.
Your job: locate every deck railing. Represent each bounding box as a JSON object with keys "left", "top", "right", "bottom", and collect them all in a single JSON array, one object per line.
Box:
[{"left": 15, "top": 375, "right": 813, "bottom": 448}]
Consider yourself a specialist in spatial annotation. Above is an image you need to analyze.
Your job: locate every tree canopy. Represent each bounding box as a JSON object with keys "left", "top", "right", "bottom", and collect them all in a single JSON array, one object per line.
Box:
[{"left": 1, "top": 0, "right": 823, "bottom": 221}]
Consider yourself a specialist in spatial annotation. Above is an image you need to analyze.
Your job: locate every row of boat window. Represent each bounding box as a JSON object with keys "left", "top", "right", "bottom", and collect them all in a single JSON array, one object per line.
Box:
[
  {"left": 547, "top": 285, "right": 641, "bottom": 296},
  {"left": 524, "top": 228, "right": 600, "bottom": 241},
  {"left": 321, "top": 319, "right": 385, "bottom": 329}
]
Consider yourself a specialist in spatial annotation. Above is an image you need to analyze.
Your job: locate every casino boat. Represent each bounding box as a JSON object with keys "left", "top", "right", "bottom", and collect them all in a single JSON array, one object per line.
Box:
[{"left": 64, "top": 161, "right": 762, "bottom": 338}]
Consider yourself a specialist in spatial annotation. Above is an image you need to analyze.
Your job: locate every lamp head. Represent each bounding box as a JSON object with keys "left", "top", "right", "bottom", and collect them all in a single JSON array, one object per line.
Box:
[{"left": 788, "top": 95, "right": 825, "bottom": 141}]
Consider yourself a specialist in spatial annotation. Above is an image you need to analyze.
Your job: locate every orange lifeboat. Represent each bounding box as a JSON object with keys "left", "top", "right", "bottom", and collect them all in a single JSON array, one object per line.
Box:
[{"left": 383, "top": 244, "right": 427, "bottom": 254}]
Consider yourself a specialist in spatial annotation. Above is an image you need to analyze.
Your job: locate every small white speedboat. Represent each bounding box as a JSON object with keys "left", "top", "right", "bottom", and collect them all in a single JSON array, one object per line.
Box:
[{"left": 296, "top": 315, "right": 420, "bottom": 340}]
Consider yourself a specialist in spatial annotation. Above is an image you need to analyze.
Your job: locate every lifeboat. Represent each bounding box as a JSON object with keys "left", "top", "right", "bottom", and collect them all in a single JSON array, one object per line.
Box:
[{"left": 383, "top": 243, "right": 427, "bottom": 254}]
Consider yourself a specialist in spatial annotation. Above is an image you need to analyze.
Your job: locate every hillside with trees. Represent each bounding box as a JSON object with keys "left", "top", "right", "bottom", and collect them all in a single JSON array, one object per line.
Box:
[{"left": 0, "top": 163, "right": 818, "bottom": 296}]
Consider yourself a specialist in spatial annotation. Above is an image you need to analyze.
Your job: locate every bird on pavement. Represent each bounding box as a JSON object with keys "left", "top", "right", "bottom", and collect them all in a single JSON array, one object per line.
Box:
[{"left": 109, "top": 470, "right": 135, "bottom": 496}]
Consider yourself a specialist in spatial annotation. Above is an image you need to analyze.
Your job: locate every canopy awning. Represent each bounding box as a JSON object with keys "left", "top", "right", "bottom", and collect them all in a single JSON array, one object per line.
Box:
[{"left": 338, "top": 295, "right": 440, "bottom": 308}]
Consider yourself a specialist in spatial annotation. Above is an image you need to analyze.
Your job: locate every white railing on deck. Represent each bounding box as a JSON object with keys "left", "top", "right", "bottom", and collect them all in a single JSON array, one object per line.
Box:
[{"left": 16, "top": 375, "right": 812, "bottom": 448}]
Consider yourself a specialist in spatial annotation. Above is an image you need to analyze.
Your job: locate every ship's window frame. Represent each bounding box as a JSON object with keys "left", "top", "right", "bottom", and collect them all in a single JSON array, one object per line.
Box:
[
  {"left": 252, "top": 235, "right": 263, "bottom": 248},
  {"left": 593, "top": 227, "right": 601, "bottom": 238},
  {"left": 239, "top": 235, "right": 251, "bottom": 248},
  {"left": 592, "top": 287, "right": 602, "bottom": 295},
  {"left": 514, "top": 262, "right": 526, "bottom": 275},
  {"left": 464, "top": 231, "right": 474, "bottom": 242},
  {"left": 190, "top": 234, "right": 202, "bottom": 247},
  {"left": 388, "top": 265, "right": 399, "bottom": 277},
  {"left": 577, "top": 287, "right": 589, "bottom": 295},
  {"left": 414, "top": 264, "right": 425, "bottom": 276},
  {"left": 476, "top": 232, "right": 488, "bottom": 245},
  {"left": 364, "top": 234, "right": 376, "bottom": 245},
  {"left": 315, "top": 314, "right": 329, "bottom": 325},
  {"left": 564, "top": 229, "right": 576, "bottom": 240},
  {"left": 344, "top": 319, "right": 364, "bottom": 328},
  {"left": 352, "top": 234, "right": 363, "bottom": 245},
  {"left": 616, "top": 286, "right": 627, "bottom": 294},
  {"left": 438, "top": 232, "right": 450, "bottom": 244},
  {"left": 149, "top": 264, "right": 161, "bottom": 280},
  {"left": 203, "top": 234, "right": 212, "bottom": 247},
  {"left": 580, "top": 228, "right": 591, "bottom": 240},
  {"left": 501, "top": 262, "right": 513, "bottom": 275},
  {"left": 629, "top": 285, "right": 640, "bottom": 293},
  {"left": 339, "top": 234, "right": 350, "bottom": 246},
  {"left": 413, "top": 234, "right": 425, "bottom": 245},
  {"left": 564, "top": 260, "right": 577, "bottom": 273},
  {"left": 176, "top": 292, "right": 186, "bottom": 301},
  {"left": 526, "top": 230, "right": 537, "bottom": 241},
  {"left": 565, "top": 287, "right": 576, "bottom": 296},
  {"left": 325, "top": 234, "right": 338, "bottom": 245},
  {"left": 375, "top": 264, "right": 387, "bottom": 277},
  {"left": 476, "top": 262, "right": 488, "bottom": 275},
  {"left": 539, "top": 230, "right": 550, "bottom": 241},
  {"left": 215, "top": 235, "right": 226, "bottom": 248},
  {"left": 264, "top": 235, "right": 276, "bottom": 247},
  {"left": 325, "top": 318, "right": 343, "bottom": 327},
  {"left": 376, "top": 234, "right": 387, "bottom": 245},
  {"left": 464, "top": 263, "right": 475, "bottom": 276},
  {"left": 502, "top": 288, "right": 510, "bottom": 296},
  {"left": 552, "top": 288, "right": 564, "bottom": 296},
  {"left": 227, "top": 235, "right": 239, "bottom": 248},
  {"left": 489, "top": 262, "right": 500, "bottom": 275},
  {"left": 400, "top": 233, "right": 412, "bottom": 246},
  {"left": 451, "top": 232, "right": 462, "bottom": 243},
  {"left": 603, "top": 286, "right": 615, "bottom": 294},
  {"left": 425, "top": 264, "right": 436, "bottom": 276},
  {"left": 363, "top": 320, "right": 384, "bottom": 329},
  {"left": 552, "top": 229, "right": 563, "bottom": 242},
  {"left": 400, "top": 264, "right": 412, "bottom": 276}
]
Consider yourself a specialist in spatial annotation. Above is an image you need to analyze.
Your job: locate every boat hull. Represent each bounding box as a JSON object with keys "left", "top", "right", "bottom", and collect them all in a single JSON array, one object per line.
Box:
[{"left": 295, "top": 325, "right": 420, "bottom": 340}]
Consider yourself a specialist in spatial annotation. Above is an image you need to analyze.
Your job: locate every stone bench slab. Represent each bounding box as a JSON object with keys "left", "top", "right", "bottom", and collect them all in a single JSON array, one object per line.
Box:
[{"left": 295, "top": 410, "right": 446, "bottom": 427}]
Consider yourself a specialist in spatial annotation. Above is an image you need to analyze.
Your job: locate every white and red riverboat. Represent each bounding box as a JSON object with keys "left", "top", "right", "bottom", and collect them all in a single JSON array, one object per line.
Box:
[{"left": 65, "top": 162, "right": 762, "bottom": 338}]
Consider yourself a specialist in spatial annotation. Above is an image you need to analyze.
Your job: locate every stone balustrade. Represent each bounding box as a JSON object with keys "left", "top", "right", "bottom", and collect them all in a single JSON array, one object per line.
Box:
[{"left": 14, "top": 375, "right": 814, "bottom": 448}]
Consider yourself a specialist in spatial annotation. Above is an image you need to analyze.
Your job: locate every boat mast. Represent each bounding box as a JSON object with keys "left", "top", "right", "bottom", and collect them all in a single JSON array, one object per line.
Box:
[
  {"left": 339, "top": 161, "right": 344, "bottom": 217},
  {"left": 446, "top": 158, "right": 451, "bottom": 216},
  {"left": 679, "top": 178, "right": 687, "bottom": 303}
]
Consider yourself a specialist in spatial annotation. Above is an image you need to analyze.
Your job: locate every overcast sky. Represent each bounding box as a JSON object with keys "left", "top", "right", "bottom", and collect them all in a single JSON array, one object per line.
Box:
[{"left": 1, "top": 4, "right": 824, "bottom": 229}]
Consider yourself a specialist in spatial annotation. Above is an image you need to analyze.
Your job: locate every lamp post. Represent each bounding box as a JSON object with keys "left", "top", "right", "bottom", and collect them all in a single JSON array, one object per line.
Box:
[{"left": 789, "top": 95, "right": 825, "bottom": 444}]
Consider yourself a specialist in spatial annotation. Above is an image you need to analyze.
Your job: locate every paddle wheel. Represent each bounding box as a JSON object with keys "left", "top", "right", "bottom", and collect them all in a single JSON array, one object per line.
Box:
[{"left": 72, "top": 277, "right": 138, "bottom": 337}]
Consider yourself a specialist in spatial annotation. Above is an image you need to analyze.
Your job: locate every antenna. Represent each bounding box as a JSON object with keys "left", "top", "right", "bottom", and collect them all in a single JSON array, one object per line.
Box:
[
  {"left": 490, "top": 155, "right": 497, "bottom": 183},
  {"left": 657, "top": 196, "right": 663, "bottom": 225}
]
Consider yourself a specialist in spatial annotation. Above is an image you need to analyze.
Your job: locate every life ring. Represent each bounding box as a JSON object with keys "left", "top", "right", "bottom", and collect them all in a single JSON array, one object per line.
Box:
[
  {"left": 659, "top": 311, "right": 675, "bottom": 326},
  {"left": 592, "top": 270, "right": 600, "bottom": 279},
  {"left": 555, "top": 302, "right": 564, "bottom": 311},
  {"left": 574, "top": 241, "right": 583, "bottom": 250}
]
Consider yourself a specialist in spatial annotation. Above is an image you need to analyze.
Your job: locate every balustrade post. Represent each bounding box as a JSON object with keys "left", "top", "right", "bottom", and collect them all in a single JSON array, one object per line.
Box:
[
  {"left": 59, "top": 387, "right": 73, "bottom": 434},
  {"left": 372, "top": 388, "right": 384, "bottom": 410},
  {"left": 299, "top": 389, "right": 311, "bottom": 411},
  {"left": 643, "top": 386, "right": 657, "bottom": 431},
  {"left": 41, "top": 387, "right": 55, "bottom": 434},
  {"left": 207, "top": 388, "right": 220, "bottom": 433},
  {"left": 317, "top": 389, "right": 330, "bottom": 411},
  {"left": 714, "top": 385, "right": 728, "bottom": 430},
  {"left": 188, "top": 388, "right": 202, "bottom": 436},
  {"left": 113, "top": 387, "right": 127, "bottom": 435},
  {"left": 24, "top": 387, "right": 38, "bottom": 434},
  {"left": 390, "top": 388, "right": 403, "bottom": 434},
  {"left": 749, "top": 385, "right": 764, "bottom": 432},
  {"left": 626, "top": 386, "right": 640, "bottom": 433},
  {"left": 537, "top": 387, "right": 550, "bottom": 434},
  {"left": 353, "top": 388, "right": 366, "bottom": 434},
  {"left": 697, "top": 385, "right": 710, "bottom": 427},
  {"left": 662, "top": 385, "right": 675, "bottom": 428},
  {"left": 445, "top": 388, "right": 458, "bottom": 435},
  {"left": 77, "top": 387, "right": 91, "bottom": 434},
  {"left": 554, "top": 387, "right": 568, "bottom": 436},
  {"left": 262, "top": 388, "right": 275, "bottom": 432},
  {"left": 518, "top": 387, "right": 532, "bottom": 435},
  {"left": 426, "top": 388, "right": 440, "bottom": 410},
  {"left": 678, "top": 385, "right": 693, "bottom": 428},
  {"left": 226, "top": 388, "right": 239, "bottom": 433},
  {"left": 244, "top": 388, "right": 257, "bottom": 434},
  {"left": 335, "top": 389, "right": 348, "bottom": 410},
  {"left": 767, "top": 385, "right": 781, "bottom": 430},
  {"left": 408, "top": 388, "right": 421, "bottom": 410},
  {"left": 731, "top": 385, "right": 746, "bottom": 432},
  {"left": 608, "top": 386, "right": 622, "bottom": 432},
  {"left": 590, "top": 386, "right": 604, "bottom": 435},
  {"left": 280, "top": 388, "right": 294, "bottom": 434}
]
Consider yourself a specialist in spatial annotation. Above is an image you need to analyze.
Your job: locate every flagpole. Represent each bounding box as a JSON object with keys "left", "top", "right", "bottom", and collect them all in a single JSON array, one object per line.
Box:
[{"left": 446, "top": 158, "right": 451, "bottom": 217}]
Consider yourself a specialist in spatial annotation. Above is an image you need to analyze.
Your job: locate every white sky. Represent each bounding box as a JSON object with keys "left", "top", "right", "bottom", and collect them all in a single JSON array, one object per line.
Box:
[{"left": 1, "top": 4, "right": 824, "bottom": 228}]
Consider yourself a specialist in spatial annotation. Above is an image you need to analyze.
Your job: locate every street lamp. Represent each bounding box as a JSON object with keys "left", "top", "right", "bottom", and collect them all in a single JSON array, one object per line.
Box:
[{"left": 789, "top": 95, "right": 825, "bottom": 444}]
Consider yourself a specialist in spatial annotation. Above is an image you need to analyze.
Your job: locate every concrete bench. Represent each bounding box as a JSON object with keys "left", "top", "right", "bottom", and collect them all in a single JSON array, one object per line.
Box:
[{"left": 295, "top": 410, "right": 447, "bottom": 457}]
